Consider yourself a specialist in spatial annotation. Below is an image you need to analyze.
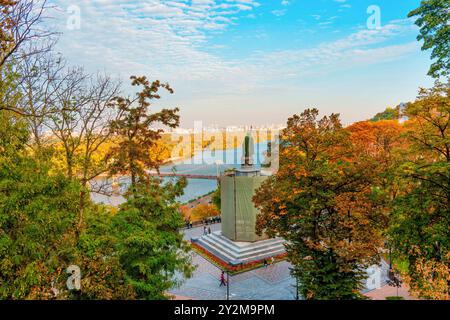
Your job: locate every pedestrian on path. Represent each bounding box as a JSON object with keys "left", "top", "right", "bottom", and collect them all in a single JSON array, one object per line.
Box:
[
  {"left": 219, "top": 271, "right": 227, "bottom": 287},
  {"left": 203, "top": 226, "right": 207, "bottom": 236},
  {"left": 208, "top": 227, "right": 211, "bottom": 235}
]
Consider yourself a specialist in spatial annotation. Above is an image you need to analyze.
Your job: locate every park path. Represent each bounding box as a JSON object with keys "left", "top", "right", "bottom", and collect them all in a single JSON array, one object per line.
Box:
[
  {"left": 171, "top": 223, "right": 296, "bottom": 300},
  {"left": 364, "top": 284, "right": 418, "bottom": 300},
  {"left": 172, "top": 224, "right": 415, "bottom": 300}
]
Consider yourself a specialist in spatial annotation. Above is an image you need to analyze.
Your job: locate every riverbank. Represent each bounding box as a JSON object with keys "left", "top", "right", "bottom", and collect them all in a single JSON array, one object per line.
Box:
[
  {"left": 182, "top": 190, "right": 215, "bottom": 206},
  {"left": 92, "top": 141, "right": 268, "bottom": 207},
  {"left": 179, "top": 190, "right": 221, "bottom": 225}
]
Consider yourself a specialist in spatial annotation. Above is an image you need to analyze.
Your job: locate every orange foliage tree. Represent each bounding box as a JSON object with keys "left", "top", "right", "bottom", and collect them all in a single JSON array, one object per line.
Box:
[
  {"left": 254, "top": 109, "right": 388, "bottom": 300},
  {"left": 190, "top": 204, "right": 219, "bottom": 221},
  {"left": 0, "top": 1, "right": 16, "bottom": 65}
]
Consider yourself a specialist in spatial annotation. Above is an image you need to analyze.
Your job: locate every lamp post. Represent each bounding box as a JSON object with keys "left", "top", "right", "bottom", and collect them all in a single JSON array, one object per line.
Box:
[
  {"left": 387, "top": 240, "right": 392, "bottom": 270},
  {"left": 289, "top": 267, "right": 299, "bottom": 300},
  {"left": 226, "top": 270, "right": 230, "bottom": 300},
  {"left": 387, "top": 239, "right": 403, "bottom": 298}
]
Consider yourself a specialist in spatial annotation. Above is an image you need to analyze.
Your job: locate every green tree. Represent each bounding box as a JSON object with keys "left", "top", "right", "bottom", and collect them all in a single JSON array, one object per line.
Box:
[
  {"left": 254, "top": 109, "right": 387, "bottom": 300},
  {"left": 0, "top": 109, "right": 135, "bottom": 299},
  {"left": 0, "top": 65, "right": 133, "bottom": 298},
  {"left": 0, "top": 110, "right": 79, "bottom": 299},
  {"left": 408, "top": 0, "right": 450, "bottom": 79},
  {"left": 112, "top": 178, "right": 193, "bottom": 300},
  {"left": 76, "top": 206, "right": 136, "bottom": 300},
  {"left": 212, "top": 186, "right": 221, "bottom": 211},
  {"left": 389, "top": 83, "right": 450, "bottom": 299},
  {"left": 371, "top": 106, "right": 400, "bottom": 122},
  {"left": 107, "top": 75, "right": 194, "bottom": 299},
  {"left": 109, "top": 76, "right": 180, "bottom": 194}
]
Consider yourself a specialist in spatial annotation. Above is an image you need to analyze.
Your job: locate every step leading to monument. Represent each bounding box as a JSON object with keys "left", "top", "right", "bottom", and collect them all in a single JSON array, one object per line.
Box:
[
  {"left": 201, "top": 232, "right": 284, "bottom": 254},
  {"left": 192, "top": 231, "right": 286, "bottom": 266},
  {"left": 200, "top": 234, "right": 285, "bottom": 259}
]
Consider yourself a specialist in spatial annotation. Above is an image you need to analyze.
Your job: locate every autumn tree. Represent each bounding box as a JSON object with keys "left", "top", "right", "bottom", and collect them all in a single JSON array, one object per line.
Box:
[
  {"left": 109, "top": 76, "right": 180, "bottom": 194},
  {"left": 190, "top": 203, "right": 220, "bottom": 221},
  {"left": 16, "top": 50, "right": 66, "bottom": 153},
  {"left": 347, "top": 120, "right": 406, "bottom": 206},
  {"left": 0, "top": 0, "right": 52, "bottom": 69},
  {"left": 0, "top": 0, "right": 57, "bottom": 117},
  {"left": 389, "top": 83, "right": 450, "bottom": 299},
  {"left": 408, "top": 0, "right": 450, "bottom": 79},
  {"left": 254, "top": 109, "right": 388, "bottom": 300},
  {"left": 0, "top": 1, "right": 16, "bottom": 61},
  {"left": 40, "top": 66, "right": 121, "bottom": 229}
]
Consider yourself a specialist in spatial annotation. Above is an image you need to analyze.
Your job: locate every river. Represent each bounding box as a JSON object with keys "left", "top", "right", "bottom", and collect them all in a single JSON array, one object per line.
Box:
[{"left": 91, "top": 142, "right": 269, "bottom": 206}]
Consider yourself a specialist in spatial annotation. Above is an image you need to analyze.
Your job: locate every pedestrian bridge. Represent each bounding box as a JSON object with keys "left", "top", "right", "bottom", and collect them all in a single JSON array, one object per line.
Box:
[{"left": 148, "top": 171, "right": 218, "bottom": 180}]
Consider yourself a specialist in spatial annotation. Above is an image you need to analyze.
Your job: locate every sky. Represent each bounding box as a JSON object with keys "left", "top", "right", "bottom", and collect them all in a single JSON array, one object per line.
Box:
[{"left": 46, "top": 0, "right": 435, "bottom": 127}]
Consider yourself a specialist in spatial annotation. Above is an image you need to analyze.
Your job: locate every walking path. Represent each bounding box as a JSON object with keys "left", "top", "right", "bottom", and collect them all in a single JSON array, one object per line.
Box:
[
  {"left": 170, "top": 223, "right": 296, "bottom": 300},
  {"left": 364, "top": 284, "right": 417, "bottom": 300},
  {"left": 171, "top": 224, "right": 410, "bottom": 300}
]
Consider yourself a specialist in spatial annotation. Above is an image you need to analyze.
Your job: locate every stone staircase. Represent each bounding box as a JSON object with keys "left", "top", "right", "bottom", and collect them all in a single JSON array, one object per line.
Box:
[{"left": 192, "top": 231, "right": 286, "bottom": 266}]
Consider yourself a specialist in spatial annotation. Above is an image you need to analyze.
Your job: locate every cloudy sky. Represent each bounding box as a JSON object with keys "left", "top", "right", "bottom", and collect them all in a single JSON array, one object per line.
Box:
[{"left": 47, "top": 0, "right": 434, "bottom": 127}]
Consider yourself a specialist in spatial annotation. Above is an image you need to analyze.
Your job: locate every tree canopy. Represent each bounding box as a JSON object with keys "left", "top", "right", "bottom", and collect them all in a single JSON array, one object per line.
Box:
[
  {"left": 389, "top": 83, "right": 450, "bottom": 299},
  {"left": 408, "top": 0, "right": 450, "bottom": 79},
  {"left": 254, "top": 109, "right": 388, "bottom": 299}
]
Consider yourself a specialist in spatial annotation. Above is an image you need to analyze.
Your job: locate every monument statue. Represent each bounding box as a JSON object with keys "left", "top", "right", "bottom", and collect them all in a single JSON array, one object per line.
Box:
[
  {"left": 193, "top": 131, "right": 285, "bottom": 266},
  {"left": 221, "top": 132, "right": 267, "bottom": 242}
]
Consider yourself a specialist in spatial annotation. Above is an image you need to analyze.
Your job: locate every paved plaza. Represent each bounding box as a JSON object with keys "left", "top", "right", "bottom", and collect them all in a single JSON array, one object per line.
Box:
[
  {"left": 170, "top": 224, "right": 390, "bottom": 300},
  {"left": 170, "top": 223, "right": 297, "bottom": 300},
  {"left": 365, "top": 283, "right": 417, "bottom": 300}
]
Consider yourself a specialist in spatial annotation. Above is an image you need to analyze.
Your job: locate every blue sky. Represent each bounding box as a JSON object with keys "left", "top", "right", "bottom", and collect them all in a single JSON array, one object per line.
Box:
[{"left": 47, "top": 0, "right": 434, "bottom": 127}]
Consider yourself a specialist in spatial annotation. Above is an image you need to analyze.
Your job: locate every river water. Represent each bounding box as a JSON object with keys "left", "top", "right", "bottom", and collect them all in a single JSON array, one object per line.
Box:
[{"left": 91, "top": 142, "right": 269, "bottom": 206}]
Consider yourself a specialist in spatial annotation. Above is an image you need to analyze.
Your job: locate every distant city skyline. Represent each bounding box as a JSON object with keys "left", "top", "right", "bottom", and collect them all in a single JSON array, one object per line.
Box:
[{"left": 47, "top": 0, "right": 434, "bottom": 127}]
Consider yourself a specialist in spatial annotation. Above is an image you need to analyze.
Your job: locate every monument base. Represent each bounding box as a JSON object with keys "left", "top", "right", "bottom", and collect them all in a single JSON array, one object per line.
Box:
[{"left": 192, "top": 231, "right": 286, "bottom": 266}]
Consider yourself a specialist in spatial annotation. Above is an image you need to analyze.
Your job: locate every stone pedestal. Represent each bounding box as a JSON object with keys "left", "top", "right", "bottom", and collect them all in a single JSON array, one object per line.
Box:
[
  {"left": 192, "top": 133, "right": 286, "bottom": 265},
  {"left": 220, "top": 170, "right": 267, "bottom": 242},
  {"left": 193, "top": 231, "right": 285, "bottom": 265}
]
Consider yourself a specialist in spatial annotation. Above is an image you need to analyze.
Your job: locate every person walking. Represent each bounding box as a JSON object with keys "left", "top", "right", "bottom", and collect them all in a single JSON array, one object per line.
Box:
[
  {"left": 203, "top": 226, "right": 207, "bottom": 236},
  {"left": 219, "top": 271, "right": 227, "bottom": 287},
  {"left": 208, "top": 227, "right": 212, "bottom": 235}
]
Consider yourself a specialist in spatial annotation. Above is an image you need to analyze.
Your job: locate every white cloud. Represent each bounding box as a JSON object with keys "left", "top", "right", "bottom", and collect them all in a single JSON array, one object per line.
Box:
[
  {"left": 44, "top": 2, "right": 421, "bottom": 125},
  {"left": 271, "top": 9, "right": 286, "bottom": 17},
  {"left": 48, "top": 0, "right": 262, "bottom": 82}
]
